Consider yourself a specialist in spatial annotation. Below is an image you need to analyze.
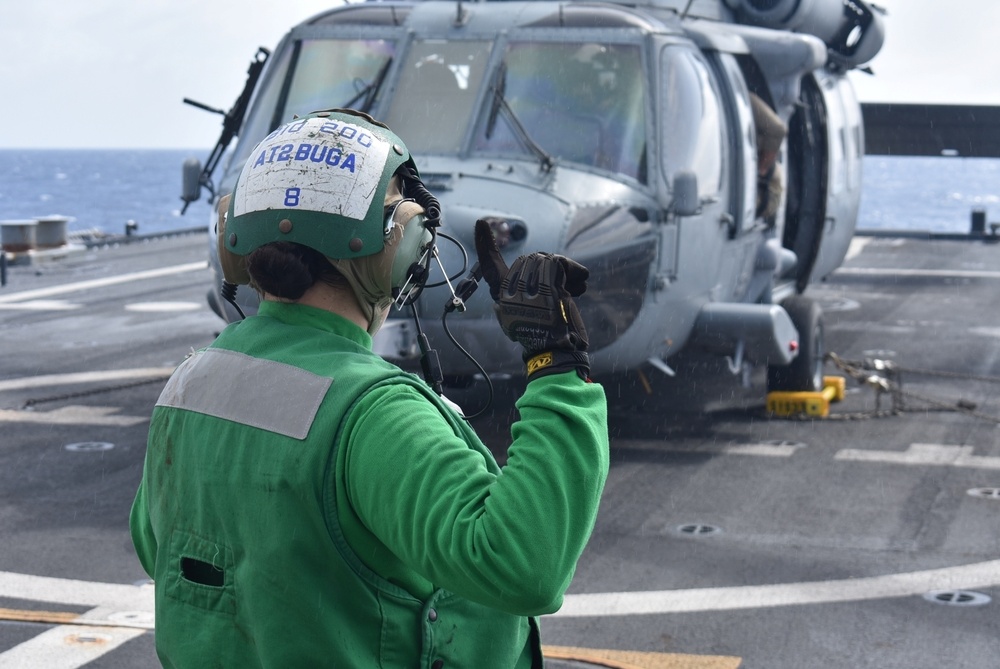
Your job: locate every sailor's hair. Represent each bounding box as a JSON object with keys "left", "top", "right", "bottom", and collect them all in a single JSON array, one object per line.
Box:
[{"left": 246, "top": 242, "right": 347, "bottom": 300}]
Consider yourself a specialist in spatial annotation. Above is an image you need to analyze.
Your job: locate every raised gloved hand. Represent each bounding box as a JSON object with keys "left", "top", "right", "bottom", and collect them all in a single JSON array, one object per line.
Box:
[{"left": 474, "top": 219, "right": 590, "bottom": 380}]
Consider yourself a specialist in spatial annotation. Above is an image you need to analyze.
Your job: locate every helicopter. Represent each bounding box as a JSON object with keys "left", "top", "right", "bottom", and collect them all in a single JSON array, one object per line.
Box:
[{"left": 181, "top": 0, "right": 886, "bottom": 395}]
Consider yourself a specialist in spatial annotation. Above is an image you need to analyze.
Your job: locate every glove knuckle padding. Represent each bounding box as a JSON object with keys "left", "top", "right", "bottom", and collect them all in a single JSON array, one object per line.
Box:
[{"left": 474, "top": 219, "right": 591, "bottom": 379}]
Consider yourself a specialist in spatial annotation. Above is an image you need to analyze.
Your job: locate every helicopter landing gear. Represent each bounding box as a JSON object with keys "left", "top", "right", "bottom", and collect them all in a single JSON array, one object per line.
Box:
[{"left": 767, "top": 295, "right": 824, "bottom": 392}]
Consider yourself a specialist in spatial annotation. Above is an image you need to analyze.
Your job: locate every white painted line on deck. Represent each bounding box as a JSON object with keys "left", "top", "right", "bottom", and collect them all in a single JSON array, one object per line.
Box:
[
  {"left": 836, "top": 443, "right": 1000, "bottom": 470},
  {"left": 0, "top": 570, "right": 153, "bottom": 624},
  {"left": 970, "top": 326, "right": 1000, "bottom": 339},
  {"left": 0, "top": 625, "right": 145, "bottom": 669},
  {"left": 844, "top": 236, "right": 872, "bottom": 261},
  {"left": 835, "top": 267, "right": 1000, "bottom": 280},
  {"left": 0, "top": 261, "right": 207, "bottom": 304},
  {"left": 0, "top": 368, "right": 174, "bottom": 392},
  {"left": 0, "top": 406, "right": 148, "bottom": 427},
  {"left": 124, "top": 301, "right": 201, "bottom": 313},
  {"left": 723, "top": 443, "right": 802, "bottom": 457},
  {"left": 555, "top": 558, "right": 1000, "bottom": 617},
  {"left": 0, "top": 300, "right": 79, "bottom": 311}
]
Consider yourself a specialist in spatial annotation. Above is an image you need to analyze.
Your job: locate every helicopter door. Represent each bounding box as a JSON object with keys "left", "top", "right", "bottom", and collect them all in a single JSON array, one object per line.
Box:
[
  {"left": 782, "top": 74, "right": 829, "bottom": 291},
  {"left": 783, "top": 70, "right": 865, "bottom": 290},
  {"left": 656, "top": 45, "right": 728, "bottom": 287},
  {"left": 658, "top": 45, "right": 759, "bottom": 303},
  {"left": 712, "top": 52, "right": 757, "bottom": 238},
  {"left": 807, "top": 70, "right": 863, "bottom": 282}
]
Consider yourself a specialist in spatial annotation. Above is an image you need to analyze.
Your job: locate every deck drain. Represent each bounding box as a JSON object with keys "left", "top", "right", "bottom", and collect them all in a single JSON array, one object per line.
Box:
[
  {"left": 108, "top": 611, "right": 155, "bottom": 626},
  {"left": 66, "top": 632, "right": 112, "bottom": 645},
  {"left": 923, "top": 590, "right": 991, "bottom": 607},
  {"left": 967, "top": 487, "right": 1000, "bottom": 500},
  {"left": 65, "top": 442, "right": 114, "bottom": 452},
  {"left": 676, "top": 523, "right": 721, "bottom": 536}
]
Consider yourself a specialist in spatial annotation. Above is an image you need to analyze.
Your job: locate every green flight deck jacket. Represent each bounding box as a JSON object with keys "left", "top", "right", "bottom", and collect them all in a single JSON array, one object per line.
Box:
[{"left": 130, "top": 300, "right": 609, "bottom": 668}]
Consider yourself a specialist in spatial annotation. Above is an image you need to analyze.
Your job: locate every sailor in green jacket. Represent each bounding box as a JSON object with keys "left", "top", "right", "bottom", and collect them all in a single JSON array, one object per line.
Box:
[{"left": 130, "top": 109, "right": 609, "bottom": 668}]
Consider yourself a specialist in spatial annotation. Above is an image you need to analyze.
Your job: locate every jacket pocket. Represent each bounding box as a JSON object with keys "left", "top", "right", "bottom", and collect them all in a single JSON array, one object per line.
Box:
[{"left": 163, "top": 529, "right": 237, "bottom": 616}]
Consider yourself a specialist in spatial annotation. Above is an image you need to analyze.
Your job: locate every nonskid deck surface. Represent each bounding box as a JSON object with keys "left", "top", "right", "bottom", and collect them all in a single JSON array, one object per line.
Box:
[{"left": 1, "top": 232, "right": 998, "bottom": 668}]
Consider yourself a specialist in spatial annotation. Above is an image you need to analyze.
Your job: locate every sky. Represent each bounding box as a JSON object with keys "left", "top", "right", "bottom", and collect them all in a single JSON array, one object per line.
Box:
[{"left": 1, "top": 0, "right": 998, "bottom": 149}]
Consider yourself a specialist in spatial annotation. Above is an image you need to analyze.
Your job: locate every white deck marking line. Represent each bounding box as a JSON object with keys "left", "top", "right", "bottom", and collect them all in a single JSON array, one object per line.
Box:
[
  {"left": 0, "top": 261, "right": 207, "bottom": 303},
  {"left": 835, "top": 267, "right": 1000, "bottom": 280},
  {"left": 0, "top": 300, "right": 79, "bottom": 311},
  {"left": 0, "top": 625, "right": 145, "bottom": 669},
  {"left": 0, "top": 571, "right": 153, "bottom": 665},
  {"left": 844, "top": 236, "right": 872, "bottom": 261},
  {"left": 124, "top": 301, "right": 201, "bottom": 312},
  {"left": 0, "top": 571, "right": 153, "bottom": 613},
  {"left": 836, "top": 443, "right": 1000, "bottom": 470},
  {"left": 555, "top": 559, "right": 1000, "bottom": 617},
  {"left": 0, "top": 406, "right": 149, "bottom": 427},
  {"left": 0, "top": 368, "right": 175, "bottom": 392},
  {"left": 723, "top": 443, "right": 801, "bottom": 457}
]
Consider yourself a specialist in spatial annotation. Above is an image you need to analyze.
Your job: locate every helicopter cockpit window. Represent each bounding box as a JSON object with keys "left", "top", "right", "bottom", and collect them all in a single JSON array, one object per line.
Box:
[
  {"left": 383, "top": 40, "right": 493, "bottom": 154},
  {"left": 281, "top": 39, "right": 396, "bottom": 118},
  {"left": 659, "top": 47, "right": 725, "bottom": 199},
  {"left": 474, "top": 41, "right": 647, "bottom": 183},
  {"left": 227, "top": 38, "right": 396, "bottom": 186}
]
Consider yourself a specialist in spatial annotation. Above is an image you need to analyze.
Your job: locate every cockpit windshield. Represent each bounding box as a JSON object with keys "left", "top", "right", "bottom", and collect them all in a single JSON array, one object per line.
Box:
[
  {"left": 232, "top": 37, "right": 647, "bottom": 184},
  {"left": 284, "top": 39, "right": 396, "bottom": 117},
  {"left": 382, "top": 39, "right": 493, "bottom": 154},
  {"left": 474, "top": 41, "right": 647, "bottom": 182},
  {"left": 232, "top": 38, "right": 396, "bottom": 173}
]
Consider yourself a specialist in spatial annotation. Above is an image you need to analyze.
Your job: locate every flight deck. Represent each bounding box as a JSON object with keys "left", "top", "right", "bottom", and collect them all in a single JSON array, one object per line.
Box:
[{"left": 1, "top": 229, "right": 998, "bottom": 668}]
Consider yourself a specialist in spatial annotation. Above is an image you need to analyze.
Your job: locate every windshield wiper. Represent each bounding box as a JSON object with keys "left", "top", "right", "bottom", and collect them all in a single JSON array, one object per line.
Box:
[
  {"left": 341, "top": 57, "right": 393, "bottom": 113},
  {"left": 486, "top": 63, "right": 554, "bottom": 172}
]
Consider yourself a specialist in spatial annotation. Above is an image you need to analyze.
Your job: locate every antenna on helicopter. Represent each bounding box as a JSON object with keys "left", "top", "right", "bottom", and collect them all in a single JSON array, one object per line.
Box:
[{"left": 454, "top": 0, "right": 469, "bottom": 26}]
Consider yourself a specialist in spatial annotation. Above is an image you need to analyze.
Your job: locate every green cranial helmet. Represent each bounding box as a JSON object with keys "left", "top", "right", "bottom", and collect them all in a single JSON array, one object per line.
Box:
[{"left": 226, "top": 109, "right": 414, "bottom": 260}]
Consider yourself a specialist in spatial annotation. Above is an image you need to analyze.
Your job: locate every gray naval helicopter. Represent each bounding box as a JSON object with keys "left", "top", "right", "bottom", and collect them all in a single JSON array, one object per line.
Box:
[{"left": 182, "top": 0, "right": 886, "bottom": 397}]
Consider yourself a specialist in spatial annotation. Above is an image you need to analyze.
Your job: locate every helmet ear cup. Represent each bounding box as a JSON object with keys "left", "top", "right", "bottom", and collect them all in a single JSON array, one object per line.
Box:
[
  {"left": 389, "top": 202, "right": 433, "bottom": 295},
  {"left": 216, "top": 195, "right": 251, "bottom": 285}
]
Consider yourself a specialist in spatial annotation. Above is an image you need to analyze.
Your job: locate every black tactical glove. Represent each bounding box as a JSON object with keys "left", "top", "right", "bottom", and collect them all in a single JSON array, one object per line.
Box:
[{"left": 474, "top": 219, "right": 590, "bottom": 380}]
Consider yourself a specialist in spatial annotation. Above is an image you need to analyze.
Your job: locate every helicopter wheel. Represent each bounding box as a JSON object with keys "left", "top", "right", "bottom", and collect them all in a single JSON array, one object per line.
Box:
[{"left": 767, "top": 295, "right": 824, "bottom": 393}]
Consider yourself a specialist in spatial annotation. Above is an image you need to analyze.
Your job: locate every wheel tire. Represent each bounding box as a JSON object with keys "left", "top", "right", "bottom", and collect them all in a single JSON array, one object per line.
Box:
[{"left": 767, "top": 296, "right": 824, "bottom": 392}]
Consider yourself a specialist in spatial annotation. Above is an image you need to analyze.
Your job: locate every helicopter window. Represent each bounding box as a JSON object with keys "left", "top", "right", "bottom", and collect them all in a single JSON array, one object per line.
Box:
[
  {"left": 659, "top": 47, "right": 725, "bottom": 198},
  {"left": 383, "top": 40, "right": 493, "bottom": 154},
  {"left": 281, "top": 39, "right": 396, "bottom": 119},
  {"left": 717, "top": 53, "right": 758, "bottom": 229},
  {"left": 473, "top": 41, "right": 647, "bottom": 182}
]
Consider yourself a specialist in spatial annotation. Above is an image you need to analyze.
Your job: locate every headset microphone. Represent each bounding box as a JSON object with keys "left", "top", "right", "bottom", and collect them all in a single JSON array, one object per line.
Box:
[{"left": 445, "top": 262, "right": 483, "bottom": 314}]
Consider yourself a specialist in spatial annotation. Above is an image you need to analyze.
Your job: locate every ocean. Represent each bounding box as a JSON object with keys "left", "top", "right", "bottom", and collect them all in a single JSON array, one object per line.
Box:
[
  {"left": 1, "top": 149, "right": 998, "bottom": 237},
  {"left": 0, "top": 149, "right": 217, "bottom": 238}
]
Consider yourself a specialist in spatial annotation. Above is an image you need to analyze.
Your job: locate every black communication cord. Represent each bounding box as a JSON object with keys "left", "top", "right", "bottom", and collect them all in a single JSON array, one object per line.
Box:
[
  {"left": 439, "top": 262, "right": 494, "bottom": 418},
  {"left": 410, "top": 302, "right": 444, "bottom": 397},
  {"left": 221, "top": 280, "right": 246, "bottom": 320}
]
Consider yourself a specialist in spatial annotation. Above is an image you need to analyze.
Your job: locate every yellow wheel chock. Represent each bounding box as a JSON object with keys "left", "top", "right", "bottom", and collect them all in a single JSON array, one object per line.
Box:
[{"left": 766, "top": 376, "right": 846, "bottom": 418}]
